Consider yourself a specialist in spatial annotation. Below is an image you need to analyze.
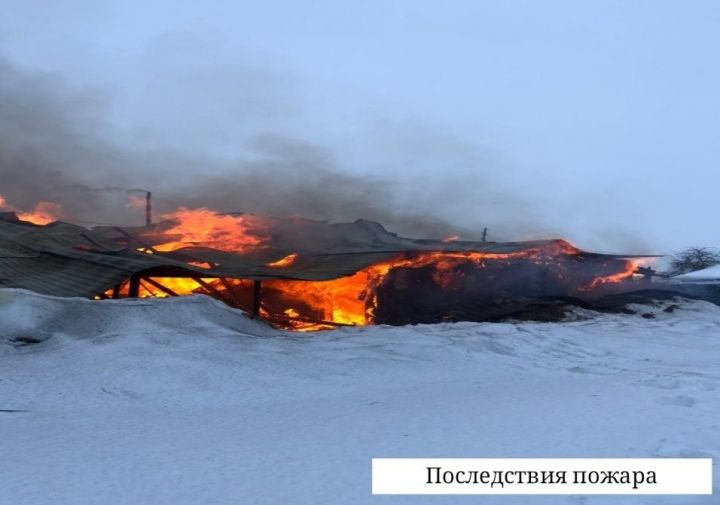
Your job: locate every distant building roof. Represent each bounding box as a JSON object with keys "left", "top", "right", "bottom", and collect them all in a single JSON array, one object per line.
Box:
[{"left": 672, "top": 264, "right": 720, "bottom": 283}]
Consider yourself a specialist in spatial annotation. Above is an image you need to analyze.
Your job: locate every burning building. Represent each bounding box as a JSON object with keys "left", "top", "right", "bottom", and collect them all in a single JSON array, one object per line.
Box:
[{"left": 0, "top": 209, "right": 650, "bottom": 331}]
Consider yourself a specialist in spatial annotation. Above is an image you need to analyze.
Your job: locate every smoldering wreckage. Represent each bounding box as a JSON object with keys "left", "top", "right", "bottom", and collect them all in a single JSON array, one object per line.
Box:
[{"left": 0, "top": 195, "right": 716, "bottom": 331}]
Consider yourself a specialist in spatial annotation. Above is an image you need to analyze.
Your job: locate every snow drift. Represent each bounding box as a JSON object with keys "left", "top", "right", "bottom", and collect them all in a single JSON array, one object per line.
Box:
[{"left": 0, "top": 289, "right": 718, "bottom": 504}]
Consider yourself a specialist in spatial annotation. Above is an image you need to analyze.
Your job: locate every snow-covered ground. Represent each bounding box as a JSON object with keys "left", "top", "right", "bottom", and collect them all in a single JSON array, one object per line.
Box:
[{"left": 0, "top": 289, "right": 718, "bottom": 504}]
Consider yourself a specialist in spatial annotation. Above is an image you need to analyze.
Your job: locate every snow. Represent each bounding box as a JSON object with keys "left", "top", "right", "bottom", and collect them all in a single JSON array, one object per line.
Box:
[
  {"left": 0, "top": 289, "right": 718, "bottom": 504},
  {"left": 673, "top": 264, "right": 720, "bottom": 282}
]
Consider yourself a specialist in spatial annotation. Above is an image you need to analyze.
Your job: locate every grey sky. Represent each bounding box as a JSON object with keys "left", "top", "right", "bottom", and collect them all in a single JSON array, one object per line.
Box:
[{"left": 0, "top": 0, "right": 718, "bottom": 253}]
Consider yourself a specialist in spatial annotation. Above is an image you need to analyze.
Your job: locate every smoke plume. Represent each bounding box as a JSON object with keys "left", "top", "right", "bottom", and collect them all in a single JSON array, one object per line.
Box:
[{"left": 0, "top": 50, "right": 541, "bottom": 240}]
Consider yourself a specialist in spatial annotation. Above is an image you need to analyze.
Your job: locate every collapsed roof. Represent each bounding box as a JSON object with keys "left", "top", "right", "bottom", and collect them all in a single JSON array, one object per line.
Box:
[{"left": 0, "top": 213, "right": 642, "bottom": 298}]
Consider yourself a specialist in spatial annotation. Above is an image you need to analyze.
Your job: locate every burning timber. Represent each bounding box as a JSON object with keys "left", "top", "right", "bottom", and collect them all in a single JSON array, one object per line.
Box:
[{"left": 0, "top": 210, "right": 657, "bottom": 331}]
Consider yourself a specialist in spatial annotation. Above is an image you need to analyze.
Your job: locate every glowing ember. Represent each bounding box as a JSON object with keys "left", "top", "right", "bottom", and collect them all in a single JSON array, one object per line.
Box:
[
  {"left": 265, "top": 253, "right": 299, "bottom": 268},
  {"left": 154, "top": 208, "right": 268, "bottom": 253}
]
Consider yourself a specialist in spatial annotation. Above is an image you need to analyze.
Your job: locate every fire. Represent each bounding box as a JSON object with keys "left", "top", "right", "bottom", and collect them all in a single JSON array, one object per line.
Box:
[
  {"left": 97, "top": 209, "right": 640, "bottom": 331},
  {"left": 264, "top": 273, "right": 370, "bottom": 327},
  {"left": 580, "top": 259, "right": 637, "bottom": 290},
  {"left": 261, "top": 241, "right": 590, "bottom": 329},
  {"left": 2, "top": 191, "right": 648, "bottom": 332},
  {"left": 16, "top": 203, "right": 61, "bottom": 225},
  {"left": 146, "top": 277, "right": 207, "bottom": 296},
  {"left": 265, "top": 253, "right": 299, "bottom": 268},
  {"left": 0, "top": 194, "right": 63, "bottom": 225},
  {"left": 106, "top": 277, "right": 213, "bottom": 298},
  {"left": 153, "top": 208, "right": 268, "bottom": 253}
]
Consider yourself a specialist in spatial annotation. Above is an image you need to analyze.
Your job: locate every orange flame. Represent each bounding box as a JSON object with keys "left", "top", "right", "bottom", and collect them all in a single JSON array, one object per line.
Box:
[
  {"left": 1, "top": 194, "right": 64, "bottom": 225},
  {"left": 106, "top": 277, "right": 213, "bottom": 298},
  {"left": 265, "top": 253, "right": 299, "bottom": 268},
  {"left": 100, "top": 214, "right": 639, "bottom": 331},
  {"left": 580, "top": 260, "right": 637, "bottom": 290},
  {"left": 262, "top": 242, "right": 588, "bottom": 329},
  {"left": 154, "top": 208, "right": 268, "bottom": 253}
]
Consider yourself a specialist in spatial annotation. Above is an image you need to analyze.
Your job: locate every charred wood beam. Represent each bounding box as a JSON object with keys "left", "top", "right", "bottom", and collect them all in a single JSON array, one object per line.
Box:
[
  {"left": 218, "top": 277, "right": 248, "bottom": 309},
  {"left": 142, "top": 277, "right": 179, "bottom": 297},
  {"left": 191, "top": 277, "right": 225, "bottom": 298},
  {"left": 138, "top": 279, "right": 154, "bottom": 296},
  {"left": 252, "top": 280, "right": 262, "bottom": 318},
  {"left": 193, "top": 277, "right": 257, "bottom": 315},
  {"left": 128, "top": 274, "right": 141, "bottom": 298},
  {"left": 219, "top": 277, "right": 238, "bottom": 293},
  {"left": 111, "top": 284, "right": 121, "bottom": 299}
]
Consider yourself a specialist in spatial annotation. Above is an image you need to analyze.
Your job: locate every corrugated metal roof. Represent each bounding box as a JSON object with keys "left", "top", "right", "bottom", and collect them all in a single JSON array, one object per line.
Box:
[
  {"left": 0, "top": 219, "right": 636, "bottom": 298},
  {"left": 0, "top": 220, "right": 399, "bottom": 296}
]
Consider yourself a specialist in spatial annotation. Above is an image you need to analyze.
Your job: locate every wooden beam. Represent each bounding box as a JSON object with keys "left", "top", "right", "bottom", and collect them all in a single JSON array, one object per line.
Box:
[
  {"left": 143, "top": 277, "right": 179, "bottom": 297},
  {"left": 252, "top": 280, "right": 262, "bottom": 317},
  {"left": 219, "top": 277, "right": 237, "bottom": 293},
  {"left": 218, "top": 277, "right": 248, "bottom": 309},
  {"left": 191, "top": 277, "right": 225, "bottom": 298},
  {"left": 128, "top": 274, "right": 141, "bottom": 298},
  {"left": 111, "top": 284, "right": 121, "bottom": 299},
  {"left": 138, "top": 279, "right": 154, "bottom": 296}
]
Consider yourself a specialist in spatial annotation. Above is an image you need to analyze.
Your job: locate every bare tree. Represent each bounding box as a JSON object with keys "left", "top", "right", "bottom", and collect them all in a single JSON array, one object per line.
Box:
[{"left": 669, "top": 246, "right": 720, "bottom": 275}]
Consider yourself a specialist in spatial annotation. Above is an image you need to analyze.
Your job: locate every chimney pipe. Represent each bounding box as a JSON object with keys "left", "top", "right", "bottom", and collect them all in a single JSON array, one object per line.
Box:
[{"left": 145, "top": 191, "right": 152, "bottom": 226}]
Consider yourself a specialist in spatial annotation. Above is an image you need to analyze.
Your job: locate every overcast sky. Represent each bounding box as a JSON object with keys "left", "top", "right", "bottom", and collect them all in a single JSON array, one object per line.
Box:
[{"left": 0, "top": 0, "right": 718, "bottom": 253}]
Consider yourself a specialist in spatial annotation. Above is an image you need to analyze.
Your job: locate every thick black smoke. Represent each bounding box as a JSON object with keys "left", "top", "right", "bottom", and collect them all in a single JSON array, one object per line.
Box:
[
  {"left": 0, "top": 54, "right": 142, "bottom": 222},
  {"left": 0, "top": 52, "right": 485, "bottom": 236},
  {"left": 0, "top": 52, "right": 544, "bottom": 239}
]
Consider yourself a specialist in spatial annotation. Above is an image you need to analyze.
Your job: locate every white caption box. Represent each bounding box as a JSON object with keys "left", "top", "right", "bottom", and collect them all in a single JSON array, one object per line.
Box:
[{"left": 372, "top": 458, "right": 713, "bottom": 495}]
